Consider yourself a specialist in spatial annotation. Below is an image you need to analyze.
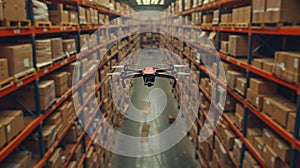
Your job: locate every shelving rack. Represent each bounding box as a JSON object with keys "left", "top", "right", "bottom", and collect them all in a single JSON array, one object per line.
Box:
[
  {"left": 163, "top": 0, "right": 300, "bottom": 167},
  {"left": 0, "top": 0, "right": 140, "bottom": 167}
]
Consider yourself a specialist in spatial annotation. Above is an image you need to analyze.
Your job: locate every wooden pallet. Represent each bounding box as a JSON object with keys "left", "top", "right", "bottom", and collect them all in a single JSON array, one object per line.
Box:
[
  {"left": 236, "top": 22, "right": 249, "bottom": 29},
  {"left": 53, "top": 55, "right": 68, "bottom": 63},
  {"left": 80, "top": 23, "right": 91, "bottom": 27},
  {"left": 0, "top": 77, "right": 14, "bottom": 91},
  {"left": 35, "top": 21, "right": 52, "bottom": 28},
  {"left": 65, "top": 51, "right": 77, "bottom": 57},
  {"left": 251, "top": 23, "right": 263, "bottom": 29},
  {"left": 227, "top": 22, "right": 236, "bottom": 28},
  {"left": 220, "top": 23, "right": 230, "bottom": 28},
  {"left": 263, "top": 21, "right": 300, "bottom": 28},
  {"left": 13, "top": 68, "right": 36, "bottom": 83},
  {"left": 56, "top": 22, "right": 79, "bottom": 27},
  {"left": 0, "top": 20, "right": 31, "bottom": 28},
  {"left": 37, "top": 61, "right": 53, "bottom": 70}
]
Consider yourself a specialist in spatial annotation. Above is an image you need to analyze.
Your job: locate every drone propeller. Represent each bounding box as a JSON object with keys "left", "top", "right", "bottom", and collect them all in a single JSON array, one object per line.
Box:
[
  {"left": 107, "top": 72, "right": 122, "bottom": 76},
  {"left": 112, "top": 65, "right": 125, "bottom": 69},
  {"left": 173, "top": 65, "right": 189, "bottom": 68},
  {"left": 176, "top": 72, "right": 190, "bottom": 76}
]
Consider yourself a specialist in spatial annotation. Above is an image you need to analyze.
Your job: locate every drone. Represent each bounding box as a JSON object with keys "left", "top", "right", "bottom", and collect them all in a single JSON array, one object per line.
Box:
[{"left": 108, "top": 64, "right": 190, "bottom": 88}]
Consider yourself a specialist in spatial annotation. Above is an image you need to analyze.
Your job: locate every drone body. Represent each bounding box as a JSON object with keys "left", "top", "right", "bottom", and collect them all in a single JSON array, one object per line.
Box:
[{"left": 108, "top": 65, "right": 189, "bottom": 88}]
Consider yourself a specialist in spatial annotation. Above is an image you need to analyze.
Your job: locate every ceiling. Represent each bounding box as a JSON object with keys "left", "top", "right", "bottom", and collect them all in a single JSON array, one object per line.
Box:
[{"left": 116, "top": 0, "right": 174, "bottom": 11}]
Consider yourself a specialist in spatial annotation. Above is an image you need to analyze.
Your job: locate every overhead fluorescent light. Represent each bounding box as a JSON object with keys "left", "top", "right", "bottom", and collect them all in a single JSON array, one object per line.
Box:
[
  {"left": 159, "top": 0, "right": 164, "bottom": 5},
  {"left": 144, "top": 0, "right": 150, "bottom": 5},
  {"left": 136, "top": 0, "right": 142, "bottom": 4},
  {"left": 152, "top": 0, "right": 159, "bottom": 4}
]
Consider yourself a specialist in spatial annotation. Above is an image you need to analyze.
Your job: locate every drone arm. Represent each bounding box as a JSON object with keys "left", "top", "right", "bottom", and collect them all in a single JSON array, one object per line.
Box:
[{"left": 122, "top": 73, "right": 142, "bottom": 79}]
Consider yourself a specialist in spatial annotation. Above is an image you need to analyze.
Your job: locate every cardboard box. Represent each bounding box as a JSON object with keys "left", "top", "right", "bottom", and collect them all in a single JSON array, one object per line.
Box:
[
  {"left": 69, "top": 11, "right": 78, "bottom": 24},
  {"left": 263, "top": 62, "right": 274, "bottom": 73},
  {"left": 233, "top": 138, "right": 242, "bottom": 162},
  {"left": 0, "top": 44, "right": 33, "bottom": 76},
  {"left": 47, "top": 148, "right": 62, "bottom": 168},
  {"left": 72, "top": 144, "right": 82, "bottom": 161},
  {"left": 78, "top": 7, "right": 86, "bottom": 24},
  {"left": 244, "top": 151, "right": 259, "bottom": 168},
  {"left": 254, "top": 137, "right": 265, "bottom": 154},
  {"left": 220, "top": 41, "right": 229, "bottom": 54},
  {"left": 274, "top": 52, "right": 300, "bottom": 83},
  {"left": 44, "top": 111, "right": 62, "bottom": 127},
  {"left": 0, "top": 110, "right": 24, "bottom": 141},
  {"left": 273, "top": 137, "right": 290, "bottom": 162},
  {"left": 262, "top": 145, "right": 280, "bottom": 168},
  {"left": 262, "top": 128, "right": 275, "bottom": 147},
  {"left": 15, "top": 80, "right": 56, "bottom": 111},
  {"left": 42, "top": 125, "right": 57, "bottom": 150},
  {"left": 63, "top": 126, "right": 77, "bottom": 143},
  {"left": 0, "top": 58, "right": 8, "bottom": 71},
  {"left": 5, "top": 151, "right": 33, "bottom": 168},
  {"left": 227, "top": 70, "right": 244, "bottom": 89},
  {"left": 35, "top": 39, "right": 53, "bottom": 66},
  {"left": 246, "top": 128, "right": 262, "bottom": 145},
  {"left": 48, "top": 4, "right": 69, "bottom": 24},
  {"left": 67, "top": 161, "right": 77, "bottom": 168},
  {"left": 63, "top": 39, "right": 76, "bottom": 53},
  {"left": 287, "top": 112, "right": 295, "bottom": 133},
  {"left": 50, "top": 38, "right": 63, "bottom": 60},
  {"left": 0, "top": 124, "right": 6, "bottom": 148},
  {"left": 0, "top": 69, "right": 9, "bottom": 80},
  {"left": 3, "top": 0, "right": 26, "bottom": 20},
  {"left": 235, "top": 77, "right": 246, "bottom": 96},
  {"left": 47, "top": 72, "right": 68, "bottom": 86},
  {"left": 229, "top": 35, "right": 259, "bottom": 57},
  {"left": 246, "top": 88, "right": 266, "bottom": 111},
  {"left": 224, "top": 129, "right": 236, "bottom": 150},
  {"left": 263, "top": 96, "right": 296, "bottom": 127},
  {"left": 264, "top": 0, "right": 300, "bottom": 23},
  {"left": 0, "top": 1, "right": 3, "bottom": 20},
  {"left": 252, "top": 0, "right": 266, "bottom": 23},
  {"left": 252, "top": 58, "right": 274, "bottom": 69},
  {"left": 55, "top": 82, "right": 68, "bottom": 97},
  {"left": 250, "top": 78, "right": 277, "bottom": 94}
]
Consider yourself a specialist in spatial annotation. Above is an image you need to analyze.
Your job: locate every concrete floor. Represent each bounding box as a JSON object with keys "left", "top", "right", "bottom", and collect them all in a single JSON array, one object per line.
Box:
[{"left": 110, "top": 49, "right": 201, "bottom": 168}]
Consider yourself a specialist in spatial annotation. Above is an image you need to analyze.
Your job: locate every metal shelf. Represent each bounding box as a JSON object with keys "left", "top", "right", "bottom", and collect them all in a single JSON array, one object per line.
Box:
[
  {"left": 187, "top": 42, "right": 300, "bottom": 92},
  {"left": 199, "top": 85, "right": 267, "bottom": 167},
  {"left": 180, "top": 0, "right": 250, "bottom": 15}
]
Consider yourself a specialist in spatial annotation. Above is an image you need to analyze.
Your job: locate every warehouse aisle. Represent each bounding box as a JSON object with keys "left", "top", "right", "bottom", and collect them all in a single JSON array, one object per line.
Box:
[{"left": 110, "top": 50, "right": 201, "bottom": 168}]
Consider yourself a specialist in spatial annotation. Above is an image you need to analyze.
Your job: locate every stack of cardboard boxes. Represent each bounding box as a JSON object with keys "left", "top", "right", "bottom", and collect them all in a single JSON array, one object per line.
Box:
[
  {"left": 15, "top": 80, "right": 56, "bottom": 111},
  {"left": 50, "top": 38, "right": 64, "bottom": 61},
  {"left": 228, "top": 35, "right": 259, "bottom": 57},
  {"left": 46, "top": 71, "right": 69, "bottom": 97},
  {"left": 0, "top": 110, "right": 24, "bottom": 148},
  {"left": 63, "top": 39, "right": 77, "bottom": 54},
  {"left": 246, "top": 78, "right": 277, "bottom": 111},
  {"left": 273, "top": 51, "right": 300, "bottom": 84},
  {"left": 0, "top": 44, "right": 33, "bottom": 77},
  {"left": 232, "top": 6, "right": 251, "bottom": 24},
  {"left": 0, "top": 0, "right": 27, "bottom": 21},
  {"left": 35, "top": 39, "right": 53, "bottom": 68},
  {"left": 0, "top": 59, "right": 9, "bottom": 81},
  {"left": 48, "top": 4, "right": 69, "bottom": 25}
]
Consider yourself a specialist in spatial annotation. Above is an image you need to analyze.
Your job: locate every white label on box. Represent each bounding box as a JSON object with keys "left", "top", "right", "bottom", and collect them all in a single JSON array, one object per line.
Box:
[
  {"left": 24, "top": 58, "right": 30, "bottom": 67},
  {"left": 294, "top": 58, "right": 299, "bottom": 68},
  {"left": 278, "top": 143, "right": 283, "bottom": 149},
  {"left": 255, "top": 97, "right": 259, "bottom": 105},
  {"left": 266, "top": 100, "right": 270, "bottom": 105},
  {"left": 6, "top": 125, "right": 11, "bottom": 133}
]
